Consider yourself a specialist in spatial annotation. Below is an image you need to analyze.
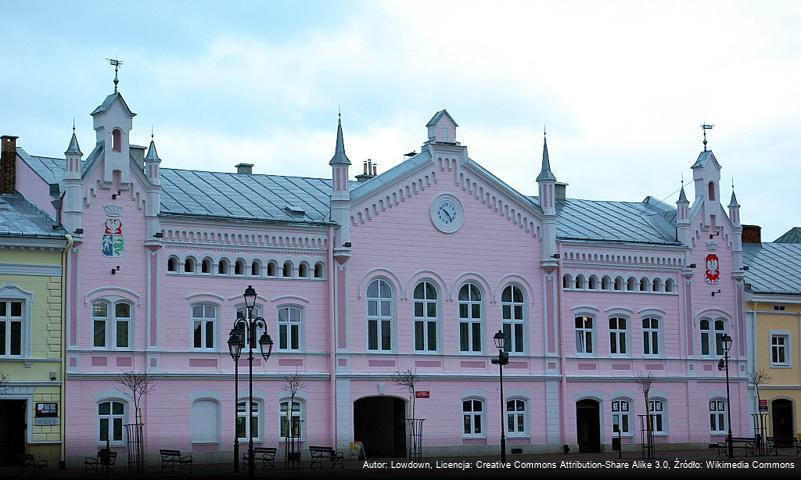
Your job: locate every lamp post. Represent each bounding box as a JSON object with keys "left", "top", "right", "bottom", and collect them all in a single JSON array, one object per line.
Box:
[
  {"left": 228, "top": 325, "right": 243, "bottom": 473},
  {"left": 227, "top": 286, "right": 273, "bottom": 480},
  {"left": 719, "top": 333, "right": 734, "bottom": 459},
  {"left": 491, "top": 330, "right": 509, "bottom": 464}
]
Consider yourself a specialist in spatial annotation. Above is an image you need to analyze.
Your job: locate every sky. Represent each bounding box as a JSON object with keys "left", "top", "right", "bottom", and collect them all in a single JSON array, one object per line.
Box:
[{"left": 2, "top": 0, "right": 800, "bottom": 241}]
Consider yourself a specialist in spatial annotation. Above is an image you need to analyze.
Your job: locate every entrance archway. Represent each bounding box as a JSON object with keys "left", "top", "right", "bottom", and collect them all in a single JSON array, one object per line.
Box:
[
  {"left": 353, "top": 396, "right": 406, "bottom": 458},
  {"left": 771, "top": 399, "right": 794, "bottom": 445},
  {"left": 576, "top": 399, "right": 601, "bottom": 453}
]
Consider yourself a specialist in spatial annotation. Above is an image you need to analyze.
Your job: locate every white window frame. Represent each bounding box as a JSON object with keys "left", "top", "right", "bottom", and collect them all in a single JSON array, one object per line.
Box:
[
  {"left": 97, "top": 400, "right": 126, "bottom": 446},
  {"left": 611, "top": 399, "right": 632, "bottom": 437},
  {"left": 279, "top": 399, "right": 304, "bottom": 441},
  {"left": 648, "top": 399, "right": 666, "bottom": 435},
  {"left": 458, "top": 284, "right": 483, "bottom": 354},
  {"left": 501, "top": 285, "right": 526, "bottom": 354},
  {"left": 642, "top": 317, "right": 661, "bottom": 357},
  {"left": 235, "top": 305, "right": 264, "bottom": 347},
  {"left": 277, "top": 305, "right": 303, "bottom": 352},
  {"left": 192, "top": 303, "right": 218, "bottom": 351},
  {"left": 0, "top": 298, "right": 25, "bottom": 358},
  {"left": 770, "top": 331, "right": 791, "bottom": 367},
  {"left": 609, "top": 317, "right": 628, "bottom": 356},
  {"left": 91, "top": 299, "right": 132, "bottom": 350},
  {"left": 413, "top": 281, "right": 438, "bottom": 353},
  {"left": 700, "top": 318, "right": 727, "bottom": 357},
  {"left": 367, "top": 279, "right": 393, "bottom": 352},
  {"left": 462, "top": 398, "right": 484, "bottom": 437},
  {"left": 505, "top": 398, "right": 527, "bottom": 436},
  {"left": 709, "top": 399, "right": 726, "bottom": 434},
  {"left": 575, "top": 316, "right": 594, "bottom": 355},
  {"left": 236, "top": 399, "right": 262, "bottom": 442}
]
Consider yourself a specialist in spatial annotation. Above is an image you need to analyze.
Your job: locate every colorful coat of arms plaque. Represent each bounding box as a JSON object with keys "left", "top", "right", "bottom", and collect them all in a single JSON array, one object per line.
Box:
[
  {"left": 704, "top": 253, "right": 720, "bottom": 285},
  {"left": 102, "top": 204, "right": 125, "bottom": 257}
]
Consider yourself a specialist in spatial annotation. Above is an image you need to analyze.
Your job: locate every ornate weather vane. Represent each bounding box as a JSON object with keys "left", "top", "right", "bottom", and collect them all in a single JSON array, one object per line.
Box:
[
  {"left": 106, "top": 57, "right": 123, "bottom": 93},
  {"left": 701, "top": 122, "right": 714, "bottom": 152}
]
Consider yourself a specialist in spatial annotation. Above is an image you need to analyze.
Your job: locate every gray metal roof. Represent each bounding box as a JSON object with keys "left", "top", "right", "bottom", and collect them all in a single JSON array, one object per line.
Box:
[
  {"left": 329, "top": 117, "right": 351, "bottom": 166},
  {"left": 65, "top": 132, "right": 82, "bottom": 156},
  {"left": 0, "top": 195, "right": 64, "bottom": 238},
  {"left": 691, "top": 150, "right": 720, "bottom": 169},
  {"left": 426, "top": 109, "right": 459, "bottom": 127},
  {"left": 775, "top": 227, "right": 801, "bottom": 243},
  {"left": 91, "top": 92, "right": 136, "bottom": 117},
  {"left": 536, "top": 134, "right": 556, "bottom": 182},
  {"left": 743, "top": 242, "right": 801, "bottom": 295}
]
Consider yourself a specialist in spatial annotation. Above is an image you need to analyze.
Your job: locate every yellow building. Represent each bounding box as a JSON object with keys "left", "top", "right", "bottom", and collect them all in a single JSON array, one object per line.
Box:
[
  {"left": 744, "top": 226, "right": 801, "bottom": 443},
  {"left": 0, "top": 135, "right": 69, "bottom": 467}
]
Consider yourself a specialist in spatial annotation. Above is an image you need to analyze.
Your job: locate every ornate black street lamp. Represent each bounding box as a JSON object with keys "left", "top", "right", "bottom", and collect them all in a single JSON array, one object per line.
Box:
[
  {"left": 228, "top": 326, "right": 243, "bottom": 472},
  {"left": 718, "top": 333, "right": 734, "bottom": 459},
  {"left": 491, "top": 330, "right": 509, "bottom": 463},
  {"left": 228, "top": 285, "right": 273, "bottom": 480}
]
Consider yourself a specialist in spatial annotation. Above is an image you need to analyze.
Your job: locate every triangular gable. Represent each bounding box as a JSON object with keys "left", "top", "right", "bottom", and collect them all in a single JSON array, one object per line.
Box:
[
  {"left": 90, "top": 92, "right": 136, "bottom": 118},
  {"left": 691, "top": 150, "right": 721, "bottom": 170},
  {"left": 426, "top": 109, "right": 458, "bottom": 128}
]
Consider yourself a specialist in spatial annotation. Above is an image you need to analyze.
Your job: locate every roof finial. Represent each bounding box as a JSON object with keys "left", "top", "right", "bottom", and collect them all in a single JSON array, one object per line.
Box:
[
  {"left": 107, "top": 57, "right": 123, "bottom": 93},
  {"left": 72, "top": 118, "right": 76, "bottom": 133},
  {"left": 151, "top": 125, "right": 154, "bottom": 140},
  {"left": 701, "top": 122, "right": 714, "bottom": 152}
]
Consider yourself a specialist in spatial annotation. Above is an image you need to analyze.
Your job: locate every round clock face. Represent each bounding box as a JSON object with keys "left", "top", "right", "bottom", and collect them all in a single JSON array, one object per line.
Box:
[{"left": 430, "top": 194, "right": 463, "bottom": 233}]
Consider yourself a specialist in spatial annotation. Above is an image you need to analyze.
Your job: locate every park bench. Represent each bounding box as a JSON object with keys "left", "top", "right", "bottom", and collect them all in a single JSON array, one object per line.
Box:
[
  {"left": 242, "top": 446, "right": 277, "bottom": 471},
  {"left": 84, "top": 449, "right": 117, "bottom": 476},
  {"left": 714, "top": 437, "right": 755, "bottom": 456},
  {"left": 159, "top": 449, "right": 193, "bottom": 473},
  {"left": 19, "top": 454, "right": 48, "bottom": 479},
  {"left": 767, "top": 436, "right": 801, "bottom": 456},
  {"left": 309, "top": 445, "right": 344, "bottom": 469}
]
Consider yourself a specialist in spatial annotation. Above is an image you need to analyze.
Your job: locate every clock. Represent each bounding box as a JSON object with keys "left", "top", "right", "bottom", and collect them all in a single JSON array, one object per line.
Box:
[{"left": 430, "top": 194, "right": 464, "bottom": 233}]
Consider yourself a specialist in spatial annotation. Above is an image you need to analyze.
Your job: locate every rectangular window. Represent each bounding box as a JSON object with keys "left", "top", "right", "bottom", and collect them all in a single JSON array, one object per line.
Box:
[
  {"left": 609, "top": 318, "right": 627, "bottom": 355},
  {"left": 192, "top": 304, "right": 216, "bottom": 350},
  {"left": 642, "top": 318, "right": 660, "bottom": 356},
  {"left": 94, "top": 320, "right": 106, "bottom": 347},
  {"left": 575, "top": 316, "right": 593, "bottom": 354},
  {"left": 368, "top": 321, "right": 378, "bottom": 350},
  {"left": 709, "top": 400, "right": 726, "bottom": 433},
  {"left": 771, "top": 335, "right": 788, "bottom": 366},
  {"left": 0, "top": 300, "right": 24, "bottom": 357},
  {"left": 648, "top": 400, "right": 665, "bottom": 434},
  {"left": 612, "top": 400, "right": 630, "bottom": 434}
]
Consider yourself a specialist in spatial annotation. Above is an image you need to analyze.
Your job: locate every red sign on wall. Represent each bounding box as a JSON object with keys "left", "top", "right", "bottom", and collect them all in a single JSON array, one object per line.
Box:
[
  {"left": 415, "top": 391, "right": 430, "bottom": 399},
  {"left": 759, "top": 400, "right": 768, "bottom": 413}
]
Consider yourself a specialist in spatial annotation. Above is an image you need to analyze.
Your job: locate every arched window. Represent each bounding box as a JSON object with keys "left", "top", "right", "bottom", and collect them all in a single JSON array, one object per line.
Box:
[
  {"left": 279, "top": 400, "right": 304, "bottom": 440},
  {"left": 267, "top": 261, "right": 277, "bottom": 277},
  {"left": 0, "top": 298, "right": 24, "bottom": 356},
  {"left": 626, "top": 277, "right": 637, "bottom": 291},
  {"left": 609, "top": 317, "right": 627, "bottom": 355},
  {"left": 413, "top": 281, "right": 438, "bottom": 352},
  {"left": 639, "top": 277, "right": 649, "bottom": 292},
  {"left": 575, "top": 316, "right": 593, "bottom": 354},
  {"left": 313, "top": 262, "right": 324, "bottom": 278},
  {"left": 708, "top": 181, "right": 716, "bottom": 201},
  {"left": 506, "top": 399, "right": 526, "bottom": 435},
  {"left": 462, "top": 399, "right": 484, "bottom": 436},
  {"left": 235, "top": 259, "right": 246, "bottom": 276},
  {"left": 614, "top": 276, "right": 624, "bottom": 291},
  {"left": 458, "top": 283, "right": 482, "bottom": 353},
  {"left": 588, "top": 275, "right": 598, "bottom": 290},
  {"left": 563, "top": 274, "right": 572, "bottom": 289},
  {"left": 611, "top": 399, "right": 631, "bottom": 435},
  {"left": 665, "top": 278, "right": 675, "bottom": 292},
  {"left": 251, "top": 260, "right": 262, "bottom": 277},
  {"left": 709, "top": 399, "right": 726, "bottom": 434},
  {"left": 98, "top": 400, "right": 125, "bottom": 444},
  {"left": 167, "top": 256, "right": 178, "bottom": 272},
  {"left": 501, "top": 285, "right": 525, "bottom": 353},
  {"left": 642, "top": 317, "right": 660, "bottom": 356},
  {"left": 184, "top": 257, "right": 196, "bottom": 273},
  {"left": 575, "top": 275, "right": 585, "bottom": 290},
  {"left": 367, "top": 279, "right": 392, "bottom": 351},
  {"left": 298, "top": 262, "right": 309, "bottom": 278},
  {"left": 92, "top": 300, "right": 130, "bottom": 349},
  {"left": 236, "top": 400, "right": 260, "bottom": 442},
  {"left": 192, "top": 304, "right": 217, "bottom": 350},
  {"left": 648, "top": 399, "right": 666, "bottom": 434},
  {"left": 652, "top": 278, "right": 663, "bottom": 292},
  {"left": 112, "top": 129, "right": 122, "bottom": 152},
  {"left": 218, "top": 258, "right": 230, "bottom": 275},
  {"left": 278, "top": 306, "right": 302, "bottom": 351},
  {"left": 192, "top": 399, "right": 220, "bottom": 443},
  {"left": 601, "top": 276, "right": 611, "bottom": 290},
  {"left": 201, "top": 258, "right": 212, "bottom": 274},
  {"left": 282, "top": 261, "right": 293, "bottom": 278}
]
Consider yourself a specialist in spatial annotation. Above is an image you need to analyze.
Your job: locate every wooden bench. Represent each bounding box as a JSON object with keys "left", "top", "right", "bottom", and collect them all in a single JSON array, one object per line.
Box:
[
  {"left": 159, "top": 449, "right": 193, "bottom": 473},
  {"left": 19, "top": 454, "right": 48, "bottom": 479},
  {"left": 767, "top": 436, "right": 801, "bottom": 456},
  {"left": 84, "top": 449, "right": 117, "bottom": 476},
  {"left": 715, "top": 437, "right": 755, "bottom": 456},
  {"left": 309, "top": 445, "right": 344, "bottom": 469},
  {"left": 242, "top": 447, "right": 277, "bottom": 471}
]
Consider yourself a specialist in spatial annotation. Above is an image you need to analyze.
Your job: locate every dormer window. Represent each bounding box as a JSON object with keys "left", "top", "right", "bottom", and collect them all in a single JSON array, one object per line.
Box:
[
  {"left": 707, "top": 181, "right": 715, "bottom": 201},
  {"left": 112, "top": 129, "right": 122, "bottom": 152}
]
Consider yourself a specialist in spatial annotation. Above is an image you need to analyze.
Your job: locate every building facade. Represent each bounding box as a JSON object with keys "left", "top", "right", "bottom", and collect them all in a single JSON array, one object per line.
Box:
[
  {"left": 744, "top": 227, "right": 801, "bottom": 443},
  {"left": 12, "top": 86, "right": 751, "bottom": 465},
  {"left": 0, "top": 136, "right": 68, "bottom": 466}
]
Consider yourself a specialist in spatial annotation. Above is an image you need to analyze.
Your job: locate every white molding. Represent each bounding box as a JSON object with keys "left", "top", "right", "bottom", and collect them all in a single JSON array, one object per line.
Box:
[
  {"left": 0, "top": 264, "right": 62, "bottom": 276},
  {"left": 83, "top": 286, "right": 141, "bottom": 305}
]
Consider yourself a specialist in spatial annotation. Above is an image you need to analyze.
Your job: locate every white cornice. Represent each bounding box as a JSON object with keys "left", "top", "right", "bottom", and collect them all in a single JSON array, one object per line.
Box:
[{"left": 0, "top": 264, "right": 62, "bottom": 276}]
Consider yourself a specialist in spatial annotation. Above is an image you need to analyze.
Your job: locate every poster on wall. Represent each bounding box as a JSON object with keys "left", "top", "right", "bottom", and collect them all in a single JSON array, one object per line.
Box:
[
  {"left": 705, "top": 253, "right": 720, "bottom": 285},
  {"left": 102, "top": 204, "right": 125, "bottom": 257}
]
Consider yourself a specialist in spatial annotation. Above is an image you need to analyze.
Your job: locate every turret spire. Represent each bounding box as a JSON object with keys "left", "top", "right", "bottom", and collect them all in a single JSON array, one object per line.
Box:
[
  {"left": 65, "top": 122, "right": 82, "bottom": 156},
  {"left": 536, "top": 127, "right": 556, "bottom": 182},
  {"left": 329, "top": 113, "right": 351, "bottom": 166},
  {"left": 145, "top": 129, "right": 160, "bottom": 162}
]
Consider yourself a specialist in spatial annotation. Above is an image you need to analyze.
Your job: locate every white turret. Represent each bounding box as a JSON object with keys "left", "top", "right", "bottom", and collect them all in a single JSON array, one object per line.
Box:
[
  {"left": 536, "top": 131, "right": 558, "bottom": 266},
  {"left": 91, "top": 92, "right": 136, "bottom": 185},
  {"left": 63, "top": 127, "right": 83, "bottom": 235},
  {"left": 329, "top": 114, "right": 351, "bottom": 262}
]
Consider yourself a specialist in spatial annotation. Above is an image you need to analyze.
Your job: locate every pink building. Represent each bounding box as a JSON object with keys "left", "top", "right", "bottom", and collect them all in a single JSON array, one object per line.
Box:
[{"left": 13, "top": 87, "right": 748, "bottom": 464}]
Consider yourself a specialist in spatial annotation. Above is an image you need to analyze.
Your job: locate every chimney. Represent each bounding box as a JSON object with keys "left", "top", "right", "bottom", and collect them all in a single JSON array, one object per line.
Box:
[
  {"left": 742, "top": 224, "right": 762, "bottom": 244},
  {"left": 235, "top": 163, "right": 253, "bottom": 174},
  {"left": 555, "top": 182, "right": 568, "bottom": 202},
  {"left": 1, "top": 135, "right": 18, "bottom": 195},
  {"left": 355, "top": 158, "right": 378, "bottom": 182}
]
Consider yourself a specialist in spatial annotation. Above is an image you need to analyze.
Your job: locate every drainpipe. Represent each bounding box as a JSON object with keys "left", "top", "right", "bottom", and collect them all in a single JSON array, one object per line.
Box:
[
  {"left": 60, "top": 233, "right": 74, "bottom": 469},
  {"left": 327, "top": 226, "right": 337, "bottom": 447}
]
